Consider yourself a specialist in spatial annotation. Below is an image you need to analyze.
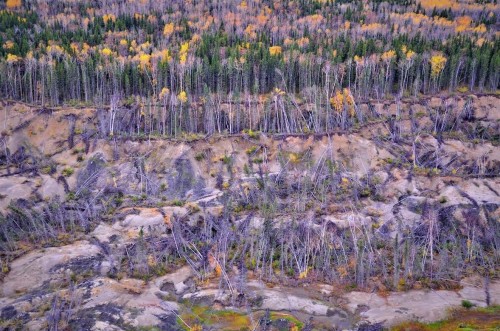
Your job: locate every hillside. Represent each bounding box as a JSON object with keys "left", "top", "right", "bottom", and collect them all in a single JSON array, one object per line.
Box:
[
  {"left": 1, "top": 0, "right": 500, "bottom": 329},
  {"left": 0, "top": 95, "right": 499, "bottom": 330}
]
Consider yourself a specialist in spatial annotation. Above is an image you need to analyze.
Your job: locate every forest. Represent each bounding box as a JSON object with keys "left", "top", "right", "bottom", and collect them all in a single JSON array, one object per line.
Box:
[
  {"left": 0, "top": 0, "right": 498, "bottom": 136},
  {"left": 0, "top": 1, "right": 499, "bottom": 330}
]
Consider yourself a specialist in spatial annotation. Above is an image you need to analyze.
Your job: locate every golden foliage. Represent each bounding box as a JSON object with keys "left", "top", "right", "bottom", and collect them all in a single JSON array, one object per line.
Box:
[
  {"left": 288, "top": 152, "right": 301, "bottom": 164},
  {"left": 101, "top": 48, "right": 113, "bottom": 57},
  {"left": 343, "top": 88, "right": 355, "bottom": 117},
  {"left": 302, "top": 14, "right": 324, "bottom": 26},
  {"left": 147, "top": 255, "right": 156, "bottom": 267},
  {"left": 389, "top": 11, "right": 472, "bottom": 36},
  {"left": 163, "top": 22, "right": 174, "bottom": 36},
  {"left": 159, "top": 87, "right": 170, "bottom": 99},
  {"left": 159, "top": 49, "right": 171, "bottom": 63},
  {"left": 337, "top": 265, "right": 348, "bottom": 278},
  {"left": 354, "top": 55, "right": 364, "bottom": 65},
  {"left": 139, "top": 53, "right": 151, "bottom": 69},
  {"left": 46, "top": 44, "right": 65, "bottom": 56},
  {"left": 274, "top": 87, "right": 285, "bottom": 96},
  {"left": 191, "top": 34, "right": 201, "bottom": 44},
  {"left": 381, "top": 50, "right": 396, "bottom": 62},
  {"left": 245, "top": 24, "right": 258, "bottom": 40},
  {"left": 297, "top": 37, "right": 310, "bottom": 48},
  {"left": 402, "top": 45, "right": 415, "bottom": 60},
  {"left": 430, "top": 54, "right": 447, "bottom": 78},
  {"left": 6, "top": 0, "right": 21, "bottom": 9},
  {"left": 129, "top": 39, "right": 138, "bottom": 52},
  {"left": 69, "top": 42, "right": 90, "bottom": 60},
  {"left": 179, "top": 53, "right": 187, "bottom": 65},
  {"left": 476, "top": 38, "right": 485, "bottom": 47},
  {"left": 178, "top": 90, "right": 188, "bottom": 103},
  {"left": 455, "top": 16, "right": 472, "bottom": 32},
  {"left": 296, "top": 13, "right": 324, "bottom": 30},
  {"left": 361, "top": 22, "right": 384, "bottom": 32},
  {"left": 3, "top": 41, "right": 14, "bottom": 50},
  {"left": 420, "top": 0, "right": 456, "bottom": 9},
  {"left": 179, "top": 42, "right": 189, "bottom": 65},
  {"left": 473, "top": 24, "right": 487, "bottom": 33},
  {"left": 244, "top": 24, "right": 257, "bottom": 40},
  {"left": 103, "top": 14, "right": 116, "bottom": 25},
  {"left": 396, "top": 12, "right": 428, "bottom": 25},
  {"left": 146, "top": 14, "right": 157, "bottom": 25},
  {"left": 432, "top": 16, "right": 453, "bottom": 27},
  {"left": 137, "top": 41, "right": 152, "bottom": 52},
  {"left": 256, "top": 13, "right": 268, "bottom": 26},
  {"left": 453, "top": 15, "right": 487, "bottom": 34},
  {"left": 405, "top": 50, "right": 416, "bottom": 59},
  {"left": 330, "top": 91, "right": 344, "bottom": 113},
  {"left": 269, "top": 46, "right": 282, "bottom": 56},
  {"left": 6, "top": 53, "right": 20, "bottom": 63},
  {"left": 214, "top": 263, "right": 222, "bottom": 277}
]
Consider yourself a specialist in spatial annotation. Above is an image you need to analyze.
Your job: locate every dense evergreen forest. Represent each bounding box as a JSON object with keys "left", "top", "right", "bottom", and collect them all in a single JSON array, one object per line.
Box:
[{"left": 0, "top": 0, "right": 498, "bottom": 135}]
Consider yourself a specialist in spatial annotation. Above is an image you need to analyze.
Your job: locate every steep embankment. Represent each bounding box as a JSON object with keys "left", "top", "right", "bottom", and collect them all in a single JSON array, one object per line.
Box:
[{"left": 0, "top": 95, "right": 499, "bottom": 330}]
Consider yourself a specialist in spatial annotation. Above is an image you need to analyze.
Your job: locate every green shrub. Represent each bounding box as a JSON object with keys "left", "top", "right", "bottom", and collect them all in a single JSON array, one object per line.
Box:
[
  {"left": 243, "top": 129, "right": 260, "bottom": 139},
  {"left": 62, "top": 167, "right": 74, "bottom": 177},
  {"left": 245, "top": 146, "right": 258, "bottom": 155},
  {"left": 171, "top": 199, "right": 185, "bottom": 207},
  {"left": 194, "top": 152, "right": 205, "bottom": 161},
  {"left": 461, "top": 300, "right": 474, "bottom": 309},
  {"left": 222, "top": 154, "right": 232, "bottom": 165},
  {"left": 40, "top": 165, "right": 54, "bottom": 174}
]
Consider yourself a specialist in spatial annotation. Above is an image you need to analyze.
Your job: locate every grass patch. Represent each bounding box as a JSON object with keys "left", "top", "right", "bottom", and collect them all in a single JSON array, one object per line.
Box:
[
  {"left": 177, "top": 306, "right": 305, "bottom": 331},
  {"left": 391, "top": 306, "right": 500, "bottom": 331},
  {"left": 177, "top": 305, "right": 250, "bottom": 331},
  {"left": 170, "top": 199, "right": 185, "bottom": 207}
]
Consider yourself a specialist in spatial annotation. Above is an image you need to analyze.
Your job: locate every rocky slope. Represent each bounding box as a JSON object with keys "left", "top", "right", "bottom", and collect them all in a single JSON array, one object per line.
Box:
[{"left": 0, "top": 95, "right": 499, "bottom": 330}]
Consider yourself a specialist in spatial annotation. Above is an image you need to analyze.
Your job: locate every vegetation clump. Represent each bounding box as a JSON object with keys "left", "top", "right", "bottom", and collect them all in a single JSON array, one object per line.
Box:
[{"left": 392, "top": 306, "right": 500, "bottom": 331}]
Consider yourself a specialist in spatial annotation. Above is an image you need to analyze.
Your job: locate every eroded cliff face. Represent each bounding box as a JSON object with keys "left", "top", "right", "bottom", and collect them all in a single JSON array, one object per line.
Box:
[{"left": 0, "top": 95, "right": 499, "bottom": 330}]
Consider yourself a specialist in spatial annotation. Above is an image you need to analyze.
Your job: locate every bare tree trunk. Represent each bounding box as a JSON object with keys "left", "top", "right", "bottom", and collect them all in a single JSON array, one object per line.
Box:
[{"left": 485, "top": 276, "right": 490, "bottom": 306}]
